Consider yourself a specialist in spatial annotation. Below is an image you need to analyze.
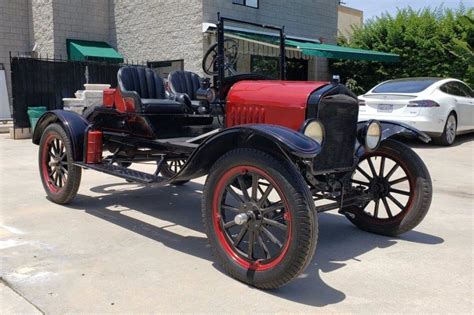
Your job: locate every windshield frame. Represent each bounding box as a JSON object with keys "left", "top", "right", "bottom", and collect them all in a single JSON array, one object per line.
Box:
[{"left": 216, "top": 15, "right": 287, "bottom": 90}]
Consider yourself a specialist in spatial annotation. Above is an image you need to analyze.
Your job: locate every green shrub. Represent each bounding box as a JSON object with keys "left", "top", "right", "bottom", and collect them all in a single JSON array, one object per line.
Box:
[{"left": 330, "top": 5, "right": 474, "bottom": 93}]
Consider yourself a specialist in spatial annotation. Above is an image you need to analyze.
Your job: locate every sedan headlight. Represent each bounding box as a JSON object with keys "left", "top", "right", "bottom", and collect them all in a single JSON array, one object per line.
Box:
[
  {"left": 301, "top": 119, "right": 325, "bottom": 144},
  {"left": 364, "top": 120, "right": 382, "bottom": 151}
]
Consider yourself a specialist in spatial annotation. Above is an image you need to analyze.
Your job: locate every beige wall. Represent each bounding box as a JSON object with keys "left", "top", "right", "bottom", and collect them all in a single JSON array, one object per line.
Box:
[{"left": 337, "top": 5, "right": 363, "bottom": 41}]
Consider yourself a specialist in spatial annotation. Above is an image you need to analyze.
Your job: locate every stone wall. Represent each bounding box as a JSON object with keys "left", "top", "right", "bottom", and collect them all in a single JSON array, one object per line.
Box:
[
  {"left": 30, "top": 0, "right": 55, "bottom": 57},
  {"left": 110, "top": 0, "right": 204, "bottom": 75},
  {"left": 0, "top": 0, "right": 31, "bottom": 107}
]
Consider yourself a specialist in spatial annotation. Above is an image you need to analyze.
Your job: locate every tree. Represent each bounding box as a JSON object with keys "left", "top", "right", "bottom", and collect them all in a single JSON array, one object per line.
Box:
[{"left": 330, "top": 6, "right": 474, "bottom": 94}]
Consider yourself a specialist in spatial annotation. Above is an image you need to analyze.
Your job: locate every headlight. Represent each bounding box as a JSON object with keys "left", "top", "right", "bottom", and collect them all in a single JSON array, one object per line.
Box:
[
  {"left": 195, "top": 88, "right": 217, "bottom": 103},
  {"left": 365, "top": 121, "right": 382, "bottom": 151},
  {"left": 302, "top": 120, "right": 325, "bottom": 144},
  {"left": 206, "top": 88, "right": 217, "bottom": 103}
]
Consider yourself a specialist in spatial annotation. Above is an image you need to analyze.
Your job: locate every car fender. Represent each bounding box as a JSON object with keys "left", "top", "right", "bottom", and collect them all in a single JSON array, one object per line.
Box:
[
  {"left": 32, "top": 110, "right": 89, "bottom": 161},
  {"left": 172, "top": 124, "right": 321, "bottom": 181},
  {"left": 356, "top": 120, "right": 430, "bottom": 157}
]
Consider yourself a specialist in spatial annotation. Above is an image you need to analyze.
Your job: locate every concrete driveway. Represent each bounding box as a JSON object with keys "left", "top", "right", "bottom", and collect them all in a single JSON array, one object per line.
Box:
[{"left": 1, "top": 134, "right": 472, "bottom": 313}]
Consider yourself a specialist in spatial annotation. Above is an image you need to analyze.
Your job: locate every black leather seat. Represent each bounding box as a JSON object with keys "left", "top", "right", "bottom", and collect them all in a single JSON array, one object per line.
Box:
[
  {"left": 117, "top": 66, "right": 186, "bottom": 114},
  {"left": 168, "top": 71, "right": 202, "bottom": 104}
]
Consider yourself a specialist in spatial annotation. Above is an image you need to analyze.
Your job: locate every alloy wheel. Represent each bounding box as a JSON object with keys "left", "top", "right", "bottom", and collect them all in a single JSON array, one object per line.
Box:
[{"left": 446, "top": 115, "right": 457, "bottom": 144}]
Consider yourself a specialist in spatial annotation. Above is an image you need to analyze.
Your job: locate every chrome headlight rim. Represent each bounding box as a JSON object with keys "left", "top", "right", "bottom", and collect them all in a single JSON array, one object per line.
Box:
[
  {"left": 362, "top": 120, "right": 382, "bottom": 152},
  {"left": 301, "top": 119, "right": 325, "bottom": 145}
]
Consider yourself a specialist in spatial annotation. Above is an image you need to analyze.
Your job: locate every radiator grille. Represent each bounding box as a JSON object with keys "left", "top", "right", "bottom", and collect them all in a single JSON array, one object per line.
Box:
[
  {"left": 313, "top": 94, "right": 359, "bottom": 173},
  {"left": 227, "top": 105, "right": 266, "bottom": 126}
]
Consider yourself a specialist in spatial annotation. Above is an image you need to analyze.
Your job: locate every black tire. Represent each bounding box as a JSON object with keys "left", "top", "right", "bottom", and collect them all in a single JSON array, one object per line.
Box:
[
  {"left": 344, "top": 140, "right": 432, "bottom": 236},
  {"left": 160, "top": 158, "right": 189, "bottom": 185},
  {"left": 433, "top": 113, "right": 457, "bottom": 146},
  {"left": 202, "top": 148, "right": 317, "bottom": 289},
  {"left": 38, "top": 123, "right": 82, "bottom": 204}
]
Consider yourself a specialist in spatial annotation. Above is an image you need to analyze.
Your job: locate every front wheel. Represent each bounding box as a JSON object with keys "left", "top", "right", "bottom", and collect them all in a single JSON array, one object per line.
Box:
[
  {"left": 202, "top": 149, "right": 317, "bottom": 289},
  {"left": 344, "top": 140, "right": 432, "bottom": 236},
  {"left": 38, "top": 123, "right": 82, "bottom": 204}
]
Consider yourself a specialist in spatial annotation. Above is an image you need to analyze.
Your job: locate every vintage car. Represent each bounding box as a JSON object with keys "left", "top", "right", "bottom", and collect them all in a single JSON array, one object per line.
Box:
[{"left": 32, "top": 17, "right": 433, "bottom": 289}]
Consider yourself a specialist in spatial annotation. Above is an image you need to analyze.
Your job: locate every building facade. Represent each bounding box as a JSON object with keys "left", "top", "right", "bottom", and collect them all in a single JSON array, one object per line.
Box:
[
  {"left": 337, "top": 4, "right": 363, "bottom": 41},
  {"left": 1, "top": 0, "right": 340, "bottom": 108}
]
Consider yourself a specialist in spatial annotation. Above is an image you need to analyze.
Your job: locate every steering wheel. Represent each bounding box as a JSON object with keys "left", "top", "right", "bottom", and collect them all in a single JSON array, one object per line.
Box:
[{"left": 202, "top": 39, "right": 239, "bottom": 76}]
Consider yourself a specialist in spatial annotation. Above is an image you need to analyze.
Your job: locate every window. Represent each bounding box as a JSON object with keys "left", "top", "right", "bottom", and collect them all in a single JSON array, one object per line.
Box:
[
  {"left": 147, "top": 60, "right": 184, "bottom": 78},
  {"left": 455, "top": 82, "right": 474, "bottom": 98},
  {"left": 372, "top": 79, "right": 439, "bottom": 94},
  {"left": 440, "top": 82, "right": 472, "bottom": 97},
  {"left": 232, "top": 0, "right": 259, "bottom": 9}
]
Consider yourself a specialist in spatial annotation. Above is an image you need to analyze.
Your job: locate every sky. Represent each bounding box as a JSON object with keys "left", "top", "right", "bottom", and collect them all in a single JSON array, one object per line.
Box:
[{"left": 343, "top": 0, "right": 471, "bottom": 20}]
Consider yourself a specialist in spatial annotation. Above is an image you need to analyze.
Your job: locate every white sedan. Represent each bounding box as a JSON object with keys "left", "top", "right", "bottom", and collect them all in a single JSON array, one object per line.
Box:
[{"left": 358, "top": 78, "right": 474, "bottom": 145}]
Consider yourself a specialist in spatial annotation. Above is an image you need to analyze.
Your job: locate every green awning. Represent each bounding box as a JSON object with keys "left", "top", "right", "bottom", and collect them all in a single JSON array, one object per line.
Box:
[
  {"left": 225, "top": 30, "right": 399, "bottom": 63},
  {"left": 67, "top": 39, "right": 123, "bottom": 63},
  {"left": 285, "top": 39, "right": 400, "bottom": 63}
]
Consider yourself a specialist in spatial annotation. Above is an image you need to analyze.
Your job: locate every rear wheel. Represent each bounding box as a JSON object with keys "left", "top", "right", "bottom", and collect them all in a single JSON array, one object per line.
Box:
[
  {"left": 38, "top": 123, "right": 82, "bottom": 204},
  {"left": 434, "top": 113, "right": 457, "bottom": 146},
  {"left": 202, "top": 149, "right": 317, "bottom": 289},
  {"left": 160, "top": 158, "right": 189, "bottom": 185},
  {"left": 344, "top": 140, "right": 432, "bottom": 236}
]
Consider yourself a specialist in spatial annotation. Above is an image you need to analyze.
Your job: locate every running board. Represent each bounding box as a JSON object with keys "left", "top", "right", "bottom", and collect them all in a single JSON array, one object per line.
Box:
[{"left": 75, "top": 162, "right": 168, "bottom": 184}]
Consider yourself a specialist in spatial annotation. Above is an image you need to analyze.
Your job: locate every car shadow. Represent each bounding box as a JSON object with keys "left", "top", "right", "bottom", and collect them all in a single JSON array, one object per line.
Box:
[{"left": 65, "top": 181, "right": 444, "bottom": 307}]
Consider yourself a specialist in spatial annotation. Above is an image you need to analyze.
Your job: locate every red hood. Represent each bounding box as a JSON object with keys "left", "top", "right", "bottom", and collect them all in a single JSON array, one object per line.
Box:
[{"left": 226, "top": 80, "right": 329, "bottom": 130}]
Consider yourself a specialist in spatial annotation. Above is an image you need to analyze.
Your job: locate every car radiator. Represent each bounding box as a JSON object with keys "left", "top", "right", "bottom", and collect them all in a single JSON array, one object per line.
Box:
[{"left": 312, "top": 94, "right": 359, "bottom": 174}]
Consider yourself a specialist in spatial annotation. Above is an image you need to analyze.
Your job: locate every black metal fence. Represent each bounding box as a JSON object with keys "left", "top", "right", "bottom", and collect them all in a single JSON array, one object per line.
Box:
[{"left": 10, "top": 55, "right": 147, "bottom": 128}]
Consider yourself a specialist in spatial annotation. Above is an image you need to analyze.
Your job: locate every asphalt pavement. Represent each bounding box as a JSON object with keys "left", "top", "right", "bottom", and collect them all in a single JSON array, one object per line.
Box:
[{"left": 0, "top": 133, "right": 472, "bottom": 313}]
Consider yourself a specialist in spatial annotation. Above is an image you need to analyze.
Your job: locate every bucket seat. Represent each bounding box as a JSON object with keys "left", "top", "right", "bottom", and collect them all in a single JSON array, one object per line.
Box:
[{"left": 117, "top": 66, "right": 187, "bottom": 114}]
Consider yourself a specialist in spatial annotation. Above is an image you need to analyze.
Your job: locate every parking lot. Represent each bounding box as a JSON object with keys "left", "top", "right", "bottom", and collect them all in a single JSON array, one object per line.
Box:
[{"left": 1, "top": 133, "right": 472, "bottom": 313}]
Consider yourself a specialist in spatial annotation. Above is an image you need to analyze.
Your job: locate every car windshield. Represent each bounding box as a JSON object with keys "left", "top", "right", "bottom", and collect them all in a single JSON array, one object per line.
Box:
[{"left": 372, "top": 79, "right": 440, "bottom": 93}]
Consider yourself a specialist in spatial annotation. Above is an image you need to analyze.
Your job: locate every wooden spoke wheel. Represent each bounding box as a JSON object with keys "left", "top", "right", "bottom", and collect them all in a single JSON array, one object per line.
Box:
[
  {"left": 202, "top": 149, "right": 317, "bottom": 289},
  {"left": 160, "top": 158, "right": 189, "bottom": 185},
  {"left": 344, "top": 140, "right": 432, "bottom": 236},
  {"left": 39, "top": 124, "right": 81, "bottom": 204}
]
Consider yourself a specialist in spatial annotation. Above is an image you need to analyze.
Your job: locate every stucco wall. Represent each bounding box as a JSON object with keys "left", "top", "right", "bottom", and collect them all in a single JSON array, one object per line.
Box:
[
  {"left": 0, "top": 0, "right": 31, "bottom": 108},
  {"left": 337, "top": 5, "right": 363, "bottom": 41},
  {"left": 110, "top": 0, "right": 204, "bottom": 75}
]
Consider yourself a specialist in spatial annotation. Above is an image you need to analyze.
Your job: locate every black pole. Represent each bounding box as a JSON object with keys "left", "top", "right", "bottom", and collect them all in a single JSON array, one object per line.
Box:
[
  {"left": 279, "top": 26, "right": 287, "bottom": 80},
  {"left": 216, "top": 14, "right": 225, "bottom": 93}
]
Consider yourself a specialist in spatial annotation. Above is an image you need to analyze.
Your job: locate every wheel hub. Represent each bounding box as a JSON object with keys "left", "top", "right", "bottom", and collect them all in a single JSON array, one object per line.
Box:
[
  {"left": 370, "top": 176, "right": 390, "bottom": 198},
  {"left": 235, "top": 202, "right": 263, "bottom": 229}
]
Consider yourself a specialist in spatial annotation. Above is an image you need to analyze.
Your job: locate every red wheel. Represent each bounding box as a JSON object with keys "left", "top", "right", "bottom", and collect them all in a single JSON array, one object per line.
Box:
[
  {"left": 344, "top": 140, "right": 432, "bottom": 235},
  {"left": 39, "top": 124, "right": 81, "bottom": 204},
  {"left": 212, "top": 165, "right": 292, "bottom": 271},
  {"left": 203, "top": 149, "right": 317, "bottom": 289}
]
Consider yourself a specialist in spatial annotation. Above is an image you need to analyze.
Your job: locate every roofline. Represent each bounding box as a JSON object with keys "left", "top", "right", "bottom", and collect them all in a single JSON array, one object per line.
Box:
[{"left": 202, "top": 22, "right": 321, "bottom": 44}]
